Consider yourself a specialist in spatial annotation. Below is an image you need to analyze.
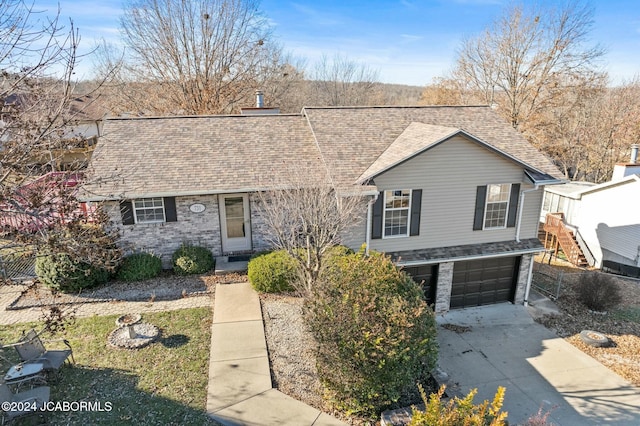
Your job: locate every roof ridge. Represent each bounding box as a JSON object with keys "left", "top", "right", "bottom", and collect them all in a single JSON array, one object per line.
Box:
[{"left": 105, "top": 113, "right": 303, "bottom": 121}]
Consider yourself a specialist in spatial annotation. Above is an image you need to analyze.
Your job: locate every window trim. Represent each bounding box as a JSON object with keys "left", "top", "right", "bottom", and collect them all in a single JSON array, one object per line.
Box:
[
  {"left": 483, "top": 183, "right": 511, "bottom": 230},
  {"left": 382, "top": 189, "right": 412, "bottom": 238},
  {"left": 133, "top": 197, "right": 166, "bottom": 224}
]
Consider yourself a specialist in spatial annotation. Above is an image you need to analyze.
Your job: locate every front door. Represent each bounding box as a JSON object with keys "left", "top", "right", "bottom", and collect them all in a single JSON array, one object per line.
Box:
[{"left": 219, "top": 194, "right": 251, "bottom": 253}]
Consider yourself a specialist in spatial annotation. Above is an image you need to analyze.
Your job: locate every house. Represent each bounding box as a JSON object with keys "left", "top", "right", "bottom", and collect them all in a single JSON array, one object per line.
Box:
[
  {"left": 540, "top": 145, "right": 640, "bottom": 277},
  {"left": 83, "top": 105, "right": 562, "bottom": 313}
]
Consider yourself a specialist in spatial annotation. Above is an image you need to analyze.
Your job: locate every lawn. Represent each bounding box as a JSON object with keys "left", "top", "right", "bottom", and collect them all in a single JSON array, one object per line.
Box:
[{"left": 0, "top": 307, "right": 218, "bottom": 425}]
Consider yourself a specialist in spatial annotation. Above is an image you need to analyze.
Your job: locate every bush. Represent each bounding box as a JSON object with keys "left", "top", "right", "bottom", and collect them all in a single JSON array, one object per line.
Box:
[
  {"left": 172, "top": 245, "right": 215, "bottom": 275},
  {"left": 117, "top": 252, "right": 163, "bottom": 282},
  {"left": 36, "top": 253, "right": 110, "bottom": 293},
  {"left": 305, "top": 250, "right": 438, "bottom": 416},
  {"left": 576, "top": 272, "right": 621, "bottom": 311},
  {"left": 409, "top": 385, "right": 507, "bottom": 426},
  {"left": 248, "top": 250, "right": 296, "bottom": 293}
]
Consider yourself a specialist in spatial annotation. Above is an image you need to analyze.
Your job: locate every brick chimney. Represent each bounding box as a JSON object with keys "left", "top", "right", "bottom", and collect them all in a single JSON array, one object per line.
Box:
[{"left": 612, "top": 144, "right": 640, "bottom": 181}]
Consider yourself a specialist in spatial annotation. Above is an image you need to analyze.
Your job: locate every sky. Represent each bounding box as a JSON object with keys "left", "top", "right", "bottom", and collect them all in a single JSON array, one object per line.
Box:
[{"left": 35, "top": 0, "right": 640, "bottom": 86}]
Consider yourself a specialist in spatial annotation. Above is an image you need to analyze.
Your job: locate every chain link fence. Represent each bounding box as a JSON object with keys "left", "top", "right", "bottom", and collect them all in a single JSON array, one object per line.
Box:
[
  {"left": 0, "top": 241, "right": 36, "bottom": 283},
  {"left": 531, "top": 262, "right": 583, "bottom": 300}
]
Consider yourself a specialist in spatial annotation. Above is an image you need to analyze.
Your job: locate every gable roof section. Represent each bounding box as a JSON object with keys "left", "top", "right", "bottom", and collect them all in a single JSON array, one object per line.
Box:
[
  {"left": 303, "top": 106, "right": 562, "bottom": 187},
  {"left": 84, "top": 114, "right": 325, "bottom": 200},
  {"left": 358, "top": 122, "right": 459, "bottom": 182}
]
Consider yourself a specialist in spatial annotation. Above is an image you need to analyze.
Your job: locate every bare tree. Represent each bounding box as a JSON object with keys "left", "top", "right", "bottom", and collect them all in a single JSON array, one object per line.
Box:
[
  {"left": 309, "top": 53, "right": 384, "bottom": 106},
  {"left": 255, "top": 181, "right": 366, "bottom": 295},
  {"left": 0, "top": 1, "right": 120, "bottom": 277},
  {"left": 450, "top": 1, "right": 605, "bottom": 128},
  {"left": 528, "top": 76, "right": 640, "bottom": 182},
  {"left": 115, "top": 0, "right": 296, "bottom": 115}
]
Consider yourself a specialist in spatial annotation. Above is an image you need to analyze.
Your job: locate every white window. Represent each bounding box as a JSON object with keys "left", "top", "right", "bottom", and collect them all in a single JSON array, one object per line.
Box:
[
  {"left": 484, "top": 184, "right": 510, "bottom": 229},
  {"left": 133, "top": 198, "right": 165, "bottom": 224},
  {"left": 383, "top": 190, "right": 411, "bottom": 237}
]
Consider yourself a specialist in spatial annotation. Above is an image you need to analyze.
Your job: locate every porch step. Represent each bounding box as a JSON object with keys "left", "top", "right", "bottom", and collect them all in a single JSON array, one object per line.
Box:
[{"left": 215, "top": 257, "right": 249, "bottom": 275}]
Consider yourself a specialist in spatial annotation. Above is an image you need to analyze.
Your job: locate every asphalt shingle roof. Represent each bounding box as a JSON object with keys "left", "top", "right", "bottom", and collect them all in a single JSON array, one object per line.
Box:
[
  {"left": 303, "top": 106, "right": 562, "bottom": 187},
  {"left": 84, "top": 105, "right": 562, "bottom": 199},
  {"left": 85, "top": 114, "right": 326, "bottom": 199}
]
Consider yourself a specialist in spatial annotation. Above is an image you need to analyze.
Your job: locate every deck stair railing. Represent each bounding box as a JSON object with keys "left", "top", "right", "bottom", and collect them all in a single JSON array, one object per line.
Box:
[{"left": 542, "top": 213, "right": 588, "bottom": 267}]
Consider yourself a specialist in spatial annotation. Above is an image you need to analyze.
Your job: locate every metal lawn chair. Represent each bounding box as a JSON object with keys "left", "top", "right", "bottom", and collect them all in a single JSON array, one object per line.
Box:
[
  {"left": 13, "top": 329, "right": 74, "bottom": 372},
  {"left": 0, "top": 382, "right": 49, "bottom": 425}
]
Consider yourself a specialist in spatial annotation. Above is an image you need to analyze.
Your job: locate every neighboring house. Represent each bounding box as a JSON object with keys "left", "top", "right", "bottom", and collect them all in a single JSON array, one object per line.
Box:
[
  {"left": 83, "top": 106, "right": 562, "bottom": 313},
  {"left": 540, "top": 145, "right": 640, "bottom": 277},
  {"left": 1, "top": 93, "right": 106, "bottom": 171},
  {"left": 0, "top": 172, "right": 97, "bottom": 234}
]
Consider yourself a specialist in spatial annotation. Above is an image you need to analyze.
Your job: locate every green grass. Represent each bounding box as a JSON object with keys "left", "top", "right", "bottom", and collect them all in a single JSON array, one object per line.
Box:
[
  {"left": 612, "top": 306, "right": 640, "bottom": 324},
  {"left": 0, "top": 308, "right": 218, "bottom": 425}
]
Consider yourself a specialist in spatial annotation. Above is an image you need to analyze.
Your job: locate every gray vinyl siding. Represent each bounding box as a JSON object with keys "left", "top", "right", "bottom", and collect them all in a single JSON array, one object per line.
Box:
[
  {"left": 519, "top": 188, "right": 543, "bottom": 239},
  {"left": 369, "top": 135, "right": 532, "bottom": 253}
]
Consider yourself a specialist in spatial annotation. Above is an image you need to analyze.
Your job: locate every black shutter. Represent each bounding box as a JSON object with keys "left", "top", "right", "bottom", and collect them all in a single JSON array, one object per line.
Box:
[
  {"left": 120, "top": 200, "right": 134, "bottom": 225},
  {"left": 473, "top": 186, "right": 487, "bottom": 230},
  {"left": 164, "top": 197, "right": 177, "bottom": 222},
  {"left": 371, "top": 192, "right": 384, "bottom": 239},
  {"left": 507, "top": 183, "right": 520, "bottom": 228},
  {"left": 409, "top": 189, "right": 422, "bottom": 236}
]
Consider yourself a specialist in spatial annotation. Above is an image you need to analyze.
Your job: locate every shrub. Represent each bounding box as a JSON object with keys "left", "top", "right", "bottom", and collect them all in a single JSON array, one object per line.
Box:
[
  {"left": 172, "top": 245, "right": 214, "bottom": 275},
  {"left": 305, "top": 250, "right": 438, "bottom": 416},
  {"left": 117, "top": 252, "right": 163, "bottom": 281},
  {"left": 576, "top": 272, "right": 621, "bottom": 311},
  {"left": 36, "top": 253, "right": 110, "bottom": 293},
  {"left": 248, "top": 250, "right": 296, "bottom": 293},
  {"left": 409, "top": 385, "right": 507, "bottom": 426}
]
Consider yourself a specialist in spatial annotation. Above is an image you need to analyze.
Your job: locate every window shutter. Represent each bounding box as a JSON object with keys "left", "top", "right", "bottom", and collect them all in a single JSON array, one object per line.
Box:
[
  {"left": 409, "top": 189, "right": 422, "bottom": 236},
  {"left": 164, "top": 197, "right": 177, "bottom": 222},
  {"left": 120, "top": 200, "right": 134, "bottom": 225},
  {"left": 473, "top": 186, "right": 487, "bottom": 230},
  {"left": 507, "top": 184, "right": 520, "bottom": 228},
  {"left": 371, "top": 192, "right": 384, "bottom": 239}
]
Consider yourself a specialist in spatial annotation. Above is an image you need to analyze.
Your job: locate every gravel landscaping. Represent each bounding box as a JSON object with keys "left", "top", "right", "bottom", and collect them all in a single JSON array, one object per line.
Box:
[
  {"left": 262, "top": 261, "right": 640, "bottom": 424},
  {"left": 535, "top": 266, "right": 640, "bottom": 386},
  {"left": 7, "top": 272, "right": 246, "bottom": 309}
]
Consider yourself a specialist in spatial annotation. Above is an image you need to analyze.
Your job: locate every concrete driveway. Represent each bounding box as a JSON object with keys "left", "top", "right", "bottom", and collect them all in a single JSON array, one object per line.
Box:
[{"left": 436, "top": 301, "right": 640, "bottom": 425}]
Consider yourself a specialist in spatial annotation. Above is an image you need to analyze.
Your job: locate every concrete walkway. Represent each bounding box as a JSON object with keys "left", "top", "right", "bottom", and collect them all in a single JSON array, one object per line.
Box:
[
  {"left": 437, "top": 302, "right": 640, "bottom": 425},
  {"left": 206, "top": 282, "right": 345, "bottom": 426}
]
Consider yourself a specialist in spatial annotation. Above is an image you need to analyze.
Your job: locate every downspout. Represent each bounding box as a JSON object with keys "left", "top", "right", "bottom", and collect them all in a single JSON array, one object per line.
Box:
[
  {"left": 517, "top": 184, "right": 540, "bottom": 306},
  {"left": 365, "top": 192, "right": 379, "bottom": 256},
  {"left": 515, "top": 185, "right": 540, "bottom": 243}
]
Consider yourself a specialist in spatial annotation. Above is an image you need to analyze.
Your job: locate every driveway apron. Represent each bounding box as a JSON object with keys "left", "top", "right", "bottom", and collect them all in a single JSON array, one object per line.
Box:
[{"left": 437, "top": 303, "right": 640, "bottom": 425}]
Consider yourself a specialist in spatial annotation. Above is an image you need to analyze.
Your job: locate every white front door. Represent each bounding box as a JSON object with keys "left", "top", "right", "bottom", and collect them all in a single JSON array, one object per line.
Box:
[{"left": 219, "top": 194, "right": 251, "bottom": 253}]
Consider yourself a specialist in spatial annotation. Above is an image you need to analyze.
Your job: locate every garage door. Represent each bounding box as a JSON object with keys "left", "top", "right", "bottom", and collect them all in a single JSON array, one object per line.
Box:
[
  {"left": 403, "top": 264, "right": 438, "bottom": 306},
  {"left": 451, "top": 257, "right": 520, "bottom": 309}
]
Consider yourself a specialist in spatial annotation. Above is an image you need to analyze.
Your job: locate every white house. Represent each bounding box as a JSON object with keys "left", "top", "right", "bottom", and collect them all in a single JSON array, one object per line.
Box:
[{"left": 541, "top": 145, "right": 640, "bottom": 277}]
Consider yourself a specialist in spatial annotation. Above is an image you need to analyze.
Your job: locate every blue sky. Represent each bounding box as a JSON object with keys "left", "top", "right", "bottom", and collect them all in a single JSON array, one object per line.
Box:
[{"left": 36, "top": 0, "right": 640, "bottom": 86}]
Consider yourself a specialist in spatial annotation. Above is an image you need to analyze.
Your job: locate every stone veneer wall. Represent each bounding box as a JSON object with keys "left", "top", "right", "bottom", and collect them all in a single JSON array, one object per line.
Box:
[
  {"left": 248, "top": 193, "right": 272, "bottom": 253},
  {"left": 514, "top": 253, "right": 534, "bottom": 304},
  {"left": 434, "top": 262, "right": 454, "bottom": 314},
  {"left": 105, "top": 195, "right": 222, "bottom": 269},
  {"left": 105, "top": 193, "right": 275, "bottom": 268}
]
